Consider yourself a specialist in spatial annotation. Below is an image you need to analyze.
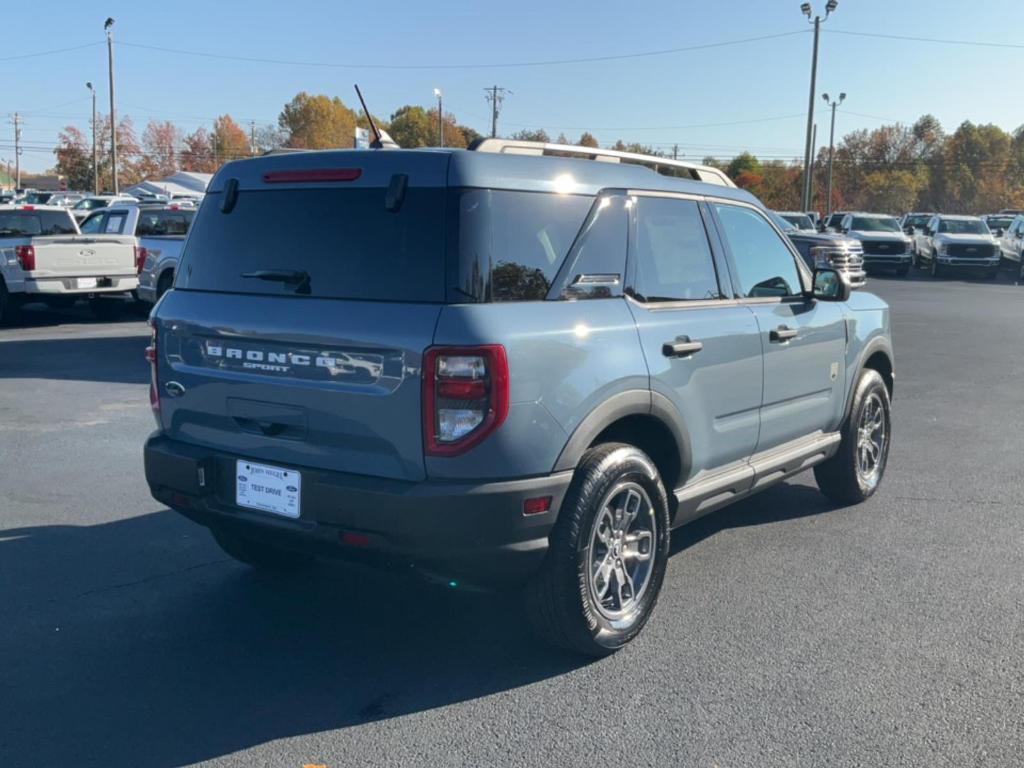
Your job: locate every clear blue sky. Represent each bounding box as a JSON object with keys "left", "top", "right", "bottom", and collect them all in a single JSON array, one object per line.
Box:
[{"left": 4, "top": 0, "right": 1024, "bottom": 173}]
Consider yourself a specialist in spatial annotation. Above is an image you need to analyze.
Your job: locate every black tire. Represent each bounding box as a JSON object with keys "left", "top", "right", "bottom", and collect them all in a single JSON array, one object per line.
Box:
[
  {"left": 930, "top": 253, "right": 942, "bottom": 278},
  {"left": 0, "top": 280, "right": 10, "bottom": 326},
  {"left": 156, "top": 270, "right": 174, "bottom": 302},
  {"left": 89, "top": 297, "right": 123, "bottom": 321},
  {"left": 895, "top": 263, "right": 911, "bottom": 277},
  {"left": 911, "top": 248, "right": 919, "bottom": 269},
  {"left": 211, "top": 528, "right": 311, "bottom": 572},
  {"left": 1019, "top": 260, "right": 1024, "bottom": 284},
  {"left": 525, "top": 443, "right": 671, "bottom": 656},
  {"left": 984, "top": 267, "right": 999, "bottom": 280},
  {"left": 814, "top": 369, "right": 891, "bottom": 505}
]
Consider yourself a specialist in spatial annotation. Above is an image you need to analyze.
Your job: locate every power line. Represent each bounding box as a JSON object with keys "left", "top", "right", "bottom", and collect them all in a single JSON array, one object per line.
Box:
[
  {"left": 0, "top": 41, "right": 103, "bottom": 62},
  {"left": 117, "top": 30, "right": 809, "bottom": 70},
  {"left": 827, "top": 29, "right": 1024, "bottom": 51}
]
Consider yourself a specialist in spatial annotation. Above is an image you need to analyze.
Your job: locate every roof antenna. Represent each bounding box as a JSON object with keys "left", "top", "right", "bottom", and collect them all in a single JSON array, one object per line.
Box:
[{"left": 354, "top": 84, "right": 398, "bottom": 149}]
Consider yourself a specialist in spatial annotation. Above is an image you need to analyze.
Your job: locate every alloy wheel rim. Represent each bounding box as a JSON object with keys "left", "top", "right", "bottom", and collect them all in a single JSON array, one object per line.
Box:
[
  {"left": 586, "top": 481, "right": 656, "bottom": 621},
  {"left": 856, "top": 392, "right": 887, "bottom": 489}
]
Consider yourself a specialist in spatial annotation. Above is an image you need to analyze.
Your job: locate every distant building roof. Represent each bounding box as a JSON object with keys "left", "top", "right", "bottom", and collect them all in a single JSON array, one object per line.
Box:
[{"left": 125, "top": 171, "right": 211, "bottom": 198}]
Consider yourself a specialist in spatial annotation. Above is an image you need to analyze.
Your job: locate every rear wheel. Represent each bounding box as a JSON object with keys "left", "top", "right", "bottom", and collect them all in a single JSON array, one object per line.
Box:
[
  {"left": 814, "top": 369, "right": 891, "bottom": 505},
  {"left": 984, "top": 266, "right": 999, "bottom": 280},
  {"left": 1019, "top": 259, "right": 1024, "bottom": 284},
  {"left": 525, "top": 443, "right": 671, "bottom": 656},
  {"left": 0, "top": 280, "right": 14, "bottom": 326},
  {"left": 211, "top": 528, "right": 311, "bottom": 572},
  {"left": 156, "top": 270, "right": 174, "bottom": 302},
  {"left": 895, "top": 263, "right": 910, "bottom": 277}
]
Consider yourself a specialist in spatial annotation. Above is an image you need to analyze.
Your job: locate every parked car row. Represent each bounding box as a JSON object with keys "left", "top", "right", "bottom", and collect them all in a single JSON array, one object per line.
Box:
[
  {"left": 0, "top": 199, "right": 195, "bottom": 323},
  {"left": 795, "top": 208, "right": 1020, "bottom": 280}
]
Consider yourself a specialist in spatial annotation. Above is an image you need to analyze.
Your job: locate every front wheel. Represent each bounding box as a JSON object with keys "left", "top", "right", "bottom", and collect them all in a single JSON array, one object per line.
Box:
[
  {"left": 930, "top": 254, "right": 943, "bottom": 278},
  {"left": 525, "top": 443, "right": 671, "bottom": 656},
  {"left": 895, "top": 263, "right": 911, "bottom": 277},
  {"left": 814, "top": 369, "right": 891, "bottom": 505}
]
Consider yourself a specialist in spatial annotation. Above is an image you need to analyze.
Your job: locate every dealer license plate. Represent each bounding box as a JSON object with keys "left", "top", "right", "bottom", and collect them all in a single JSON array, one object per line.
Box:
[{"left": 235, "top": 460, "right": 301, "bottom": 518}]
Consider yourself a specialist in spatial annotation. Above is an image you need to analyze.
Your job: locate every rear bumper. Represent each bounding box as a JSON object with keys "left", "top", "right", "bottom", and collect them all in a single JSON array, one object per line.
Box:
[
  {"left": 24, "top": 275, "right": 138, "bottom": 295},
  {"left": 144, "top": 433, "right": 571, "bottom": 587}
]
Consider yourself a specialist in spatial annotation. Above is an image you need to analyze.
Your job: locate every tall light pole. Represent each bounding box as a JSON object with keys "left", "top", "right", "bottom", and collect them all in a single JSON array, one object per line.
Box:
[
  {"left": 799, "top": 0, "right": 838, "bottom": 212},
  {"left": 433, "top": 88, "right": 443, "bottom": 147},
  {"left": 822, "top": 91, "right": 845, "bottom": 218},
  {"left": 104, "top": 17, "right": 118, "bottom": 194},
  {"left": 86, "top": 82, "right": 98, "bottom": 194}
]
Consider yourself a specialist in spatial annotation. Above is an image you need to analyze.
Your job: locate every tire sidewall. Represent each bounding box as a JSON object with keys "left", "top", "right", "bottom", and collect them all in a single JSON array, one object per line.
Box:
[
  {"left": 847, "top": 370, "right": 892, "bottom": 500},
  {"left": 572, "top": 448, "right": 671, "bottom": 651}
]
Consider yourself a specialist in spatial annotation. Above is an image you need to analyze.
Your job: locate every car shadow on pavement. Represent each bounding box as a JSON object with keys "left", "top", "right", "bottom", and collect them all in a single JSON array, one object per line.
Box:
[
  {"left": 0, "top": 509, "right": 587, "bottom": 767},
  {"left": 0, "top": 333, "right": 150, "bottom": 384},
  {"left": 1, "top": 481, "right": 841, "bottom": 767}
]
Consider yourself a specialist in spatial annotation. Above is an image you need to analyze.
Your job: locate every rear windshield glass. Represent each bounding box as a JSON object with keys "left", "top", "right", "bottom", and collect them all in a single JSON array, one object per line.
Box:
[
  {"left": 905, "top": 215, "right": 931, "bottom": 228},
  {"left": 137, "top": 209, "right": 195, "bottom": 237},
  {"left": 0, "top": 210, "right": 76, "bottom": 237},
  {"left": 177, "top": 188, "right": 447, "bottom": 302}
]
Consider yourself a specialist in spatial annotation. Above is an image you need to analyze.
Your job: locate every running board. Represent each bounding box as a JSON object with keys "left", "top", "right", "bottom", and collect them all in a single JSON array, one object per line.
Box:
[{"left": 672, "top": 431, "right": 841, "bottom": 526}]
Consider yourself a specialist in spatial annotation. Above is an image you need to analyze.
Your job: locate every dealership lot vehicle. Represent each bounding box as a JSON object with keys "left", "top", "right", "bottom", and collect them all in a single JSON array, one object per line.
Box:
[
  {"left": 997, "top": 214, "right": 1024, "bottom": 280},
  {"left": 144, "top": 143, "right": 893, "bottom": 655},
  {"left": 840, "top": 212, "right": 914, "bottom": 276},
  {"left": 0, "top": 204, "right": 138, "bottom": 322},
  {"left": 769, "top": 210, "right": 866, "bottom": 288},
  {"left": 79, "top": 203, "right": 196, "bottom": 305},
  {"left": 71, "top": 195, "right": 138, "bottom": 223},
  {"left": 915, "top": 214, "right": 1000, "bottom": 278}
]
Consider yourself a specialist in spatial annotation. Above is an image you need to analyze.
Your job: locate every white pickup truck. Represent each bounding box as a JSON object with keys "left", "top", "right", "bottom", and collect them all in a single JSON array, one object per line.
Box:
[{"left": 0, "top": 204, "right": 138, "bottom": 323}]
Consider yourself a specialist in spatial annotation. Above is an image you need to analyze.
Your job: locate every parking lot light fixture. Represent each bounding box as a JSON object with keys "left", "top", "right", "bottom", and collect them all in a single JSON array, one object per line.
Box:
[{"left": 799, "top": 2, "right": 839, "bottom": 212}]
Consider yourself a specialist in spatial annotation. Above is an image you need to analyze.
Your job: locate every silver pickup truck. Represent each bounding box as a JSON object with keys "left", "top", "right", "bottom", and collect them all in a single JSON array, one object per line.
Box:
[
  {"left": 79, "top": 203, "right": 196, "bottom": 306},
  {"left": 0, "top": 204, "right": 138, "bottom": 323}
]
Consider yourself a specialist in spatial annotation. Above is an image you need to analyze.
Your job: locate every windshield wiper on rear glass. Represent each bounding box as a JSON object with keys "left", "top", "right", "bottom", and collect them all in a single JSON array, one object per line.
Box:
[{"left": 241, "top": 269, "right": 311, "bottom": 295}]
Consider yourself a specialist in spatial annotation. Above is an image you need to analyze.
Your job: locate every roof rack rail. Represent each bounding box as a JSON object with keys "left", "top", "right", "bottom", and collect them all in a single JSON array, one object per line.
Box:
[{"left": 468, "top": 138, "right": 736, "bottom": 188}]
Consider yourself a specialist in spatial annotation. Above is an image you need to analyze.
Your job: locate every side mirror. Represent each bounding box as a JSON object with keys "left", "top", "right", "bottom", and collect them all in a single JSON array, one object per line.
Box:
[
  {"left": 904, "top": 225, "right": 915, "bottom": 235},
  {"left": 994, "top": 228, "right": 1004, "bottom": 237},
  {"left": 811, "top": 268, "right": 851, "bottom": 302}
]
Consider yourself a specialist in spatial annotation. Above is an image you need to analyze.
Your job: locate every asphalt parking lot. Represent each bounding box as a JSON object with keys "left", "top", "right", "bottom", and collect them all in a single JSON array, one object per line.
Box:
[{"left": 1, "top": 271, "right": 1022, "bottom": 768}]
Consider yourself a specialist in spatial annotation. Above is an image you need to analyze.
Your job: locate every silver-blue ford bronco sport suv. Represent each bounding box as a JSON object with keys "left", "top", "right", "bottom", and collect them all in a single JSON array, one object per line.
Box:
[{"left": 143, "top": 139, "right": 894, "bottom": 656}]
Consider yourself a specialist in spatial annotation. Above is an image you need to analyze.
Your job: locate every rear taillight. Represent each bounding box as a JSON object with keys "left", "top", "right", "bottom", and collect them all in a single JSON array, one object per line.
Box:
[
  {"left": 135, "top": 245, "right": 148, "bottom": 274},
  {"left": 423, "top": 345, "right": 509, "bottom": 457},
  {"left": 145, "top": 321, "right": 159, "bottom": 414},
  {"left": 15, "top": 245, "right": 35, "bottom": 271}
]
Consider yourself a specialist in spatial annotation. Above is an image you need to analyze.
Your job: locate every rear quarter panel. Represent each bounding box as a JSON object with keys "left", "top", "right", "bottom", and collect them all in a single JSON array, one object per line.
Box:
[{"left": 429, "top": 299, "right": 648, "bottom": 480}]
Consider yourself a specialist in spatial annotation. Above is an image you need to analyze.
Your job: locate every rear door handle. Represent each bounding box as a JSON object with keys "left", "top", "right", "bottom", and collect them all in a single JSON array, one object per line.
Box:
[
  {"left": 770, "top": 325, "right": 799, "bottom": 343},
  {"left": 662, "top": 336, "right": 704, "bottom": 358}
]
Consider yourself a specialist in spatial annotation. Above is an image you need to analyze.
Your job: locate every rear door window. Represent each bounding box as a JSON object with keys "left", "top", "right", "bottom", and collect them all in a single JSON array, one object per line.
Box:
[
  {"left": 178, "top": 187, "right": 447, "bottom": 302},
  {"left": 630, "top": 197, "right": 722, "bottom": 302}
]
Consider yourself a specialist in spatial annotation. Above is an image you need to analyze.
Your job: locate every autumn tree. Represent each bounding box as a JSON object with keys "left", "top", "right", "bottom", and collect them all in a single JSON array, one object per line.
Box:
[
  {"left": 140, "top": 120, "right": 180, "bottom": 179},
  {"left": 279, "top": 92, "right": 357, "bottom": 149},
  {"left": 511, "top": 128, "right": 550, "bottom": 143},
  {"left": 387, "top": 105, "right": 468, "bottom": 148},
  {"left": 212, "top": 115, "right": 250, "bottom": 162},
  {"left": 181, "top": 127, "right": 215, "bottom": 173},
  {"left": 55, "top": 126, "right": 93, "bottom": 191},
  {"left": 55, "top": 114, "right": 142, "bottom": 191},
  {"left": 577, "top": 132, "right": 599, "bottom": 148}
]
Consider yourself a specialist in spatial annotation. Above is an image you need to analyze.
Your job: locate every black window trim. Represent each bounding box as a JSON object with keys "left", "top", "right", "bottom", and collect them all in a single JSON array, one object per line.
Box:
[
  {"left": 704, "top": 197, "right": 812, "bottom": 303},
  {"left": 621, "top": 189, "right": 735, "bottom": 309}
]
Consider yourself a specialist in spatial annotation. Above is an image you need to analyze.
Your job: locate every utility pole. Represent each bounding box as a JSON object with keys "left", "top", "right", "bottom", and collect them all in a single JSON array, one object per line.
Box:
[
  {"left": 484, "top": 86, "right": 511, "bottom": 138},
  {"left": 86, "top": 82, "right": 98, "bottom": 194},
  {"left": 672, "top": 144, "right": 679, "bottom": 160},
  {"left": 822, "top": 92, "right": 846, "bottom": 217},
  {"left": 249, "top": 120, "right": 256, "bottom": 157},
  {"left": 104, "top": 18, "right": 118, "bottom": 194},
  {"left": 799, "top": 1, "right": 838, "bottom": 212},
  {"left": 433, "top": 88, "right": 443, "bottom": 147},
  {"left": 809, "top": 123, "right": 817, "bottom": 210},
  {"left": 10, "top": 114, "right": 22, "bottom": 188}
]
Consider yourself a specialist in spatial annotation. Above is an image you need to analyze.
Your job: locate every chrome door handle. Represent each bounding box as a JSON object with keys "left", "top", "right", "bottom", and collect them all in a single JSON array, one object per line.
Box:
[
  {"left": 770, "top": 325, "right": 798, "bottom": 343},
  {"left": 662, "top": 336, "right": 704, "bottom": 358}
]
